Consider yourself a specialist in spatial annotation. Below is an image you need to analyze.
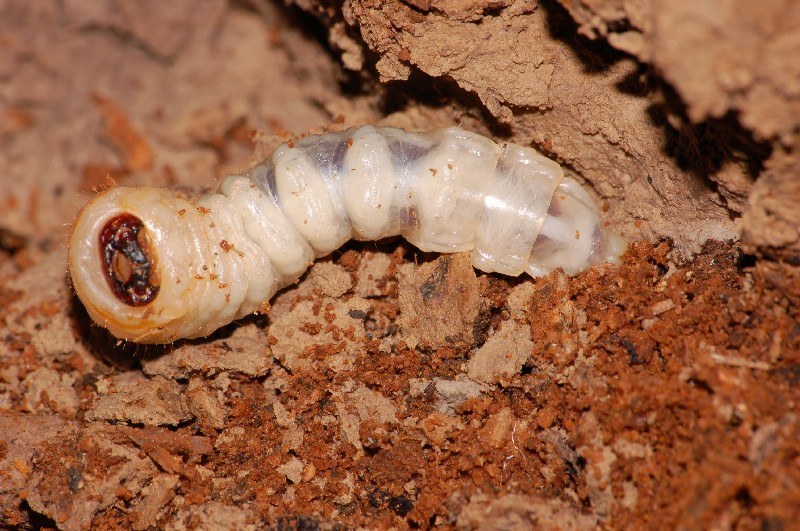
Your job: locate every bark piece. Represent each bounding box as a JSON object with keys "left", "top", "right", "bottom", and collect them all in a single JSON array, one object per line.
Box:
[
  {"left": 454, "top": 492, "right": 597, "bottom": 529},
  {"left": 22, "top": 367, "right": 80, "bottom": 417},
  {"left": 142, "top": 334, "right": 272, "bottom": 379},
  {"left": 467, "top": 321, "right": 534, "bottom": 383},
  {"left": 398, "top": 254, "right": 488, "bottom": 349},
  {"left": 86, "top": 376, "right": 191, "bottom": 426},
  {"left": 25, "top": 431, "right": 159, "bottom": 531},
  {"left": 168, "top": 502, "right": 256, "bottom": 531},
  {"left": 432, "top": 378, "right": 482, "bottom": 415},
  {"left": 131, "top": 474, "right": 179, "bottom": 531},
  {"left": 269, "top": 296, "right": 370, "bottom": 371}
]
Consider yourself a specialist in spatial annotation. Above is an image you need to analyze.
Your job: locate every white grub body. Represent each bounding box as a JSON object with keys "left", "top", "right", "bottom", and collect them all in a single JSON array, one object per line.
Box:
[{"left": 69, "top": 126, "right": 626, "bottom": 343}]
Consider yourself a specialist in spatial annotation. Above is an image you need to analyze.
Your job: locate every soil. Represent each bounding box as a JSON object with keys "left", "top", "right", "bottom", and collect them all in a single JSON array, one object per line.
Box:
[{"left": 1, "top": 0, "right": 799, "bottom": 529}]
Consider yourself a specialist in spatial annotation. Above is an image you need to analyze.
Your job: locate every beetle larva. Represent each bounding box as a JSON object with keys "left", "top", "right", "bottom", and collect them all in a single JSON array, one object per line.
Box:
[{"left": 69, "top": 126, "right": 626, "bottom": 343}]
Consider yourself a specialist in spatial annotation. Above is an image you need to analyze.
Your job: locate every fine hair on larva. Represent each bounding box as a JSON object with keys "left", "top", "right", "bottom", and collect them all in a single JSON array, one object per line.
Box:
[{"left": 68, "top": 125, "right": 626, "bottom": 343}]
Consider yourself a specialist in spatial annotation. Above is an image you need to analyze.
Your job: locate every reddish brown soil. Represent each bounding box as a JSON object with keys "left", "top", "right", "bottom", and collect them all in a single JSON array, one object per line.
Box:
[{"left": 2, "top": 239, "right": 799, "bottom": 529}]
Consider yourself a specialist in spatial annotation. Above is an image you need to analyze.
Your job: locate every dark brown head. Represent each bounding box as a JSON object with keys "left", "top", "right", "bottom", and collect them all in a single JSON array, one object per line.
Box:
[
  {"left": 98, "top": 214, "right": 160, "bottom": 306},
  {"left": 68, "top": 187, "right": 204, "bottom": 343}
]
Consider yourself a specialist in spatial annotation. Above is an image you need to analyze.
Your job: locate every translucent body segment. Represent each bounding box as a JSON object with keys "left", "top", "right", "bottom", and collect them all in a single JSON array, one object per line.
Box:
[
  {"left": 272, "top": 144, "right": 352, "bottom": 256},
  {"left": 526, "top": 179, "right": 604, "bottom": 277},
  {"left": 340, "top": 125, "right": 398, "bottom": 240},
  {"left": 556, "top": 177, "right": 601, "bottom": 214},
  {"left": 220, "top": 172, "right": 313, "bottom": 284},
  {"left": 471, "top": 144, "right": 563, "bottom": 276},
  {"left": 192, "top": 197, "right": 236, "bottom": 336},
  {"left": 295, "top": 130, "right": 351, "bottom": 223},
  {"left": 379, "top": 127, "right": 435, "bottom": 238},
  {"left": 402, "top": 127, "right": 501, "bottom": 252},
  {"left": 135, "top": 191, "right": 221, "bottom": 342}
]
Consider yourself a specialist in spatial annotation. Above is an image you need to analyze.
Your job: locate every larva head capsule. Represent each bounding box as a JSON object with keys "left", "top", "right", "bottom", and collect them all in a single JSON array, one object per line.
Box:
[{"left": 69, "top": 187, "right": 208, "bottom": 343}]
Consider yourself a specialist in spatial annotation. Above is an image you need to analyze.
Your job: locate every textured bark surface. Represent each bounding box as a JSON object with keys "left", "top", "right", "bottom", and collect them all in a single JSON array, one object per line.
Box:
[
  {"left": 309, "top": 0, "right": 797, "bottom": 256},
  {"left": 554, "top": 0, "right": 800, "bottom": 248},
  {"left": 559, "top": 0, "right": 800, "bottom": 144},
  {"left": 740, "top": 152, "right": 800, "bottom": 263}
]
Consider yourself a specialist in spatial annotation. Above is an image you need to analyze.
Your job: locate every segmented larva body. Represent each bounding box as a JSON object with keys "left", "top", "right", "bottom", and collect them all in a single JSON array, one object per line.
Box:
[{"left": 69, "top": 126, "right": 626, "bottom": 343}]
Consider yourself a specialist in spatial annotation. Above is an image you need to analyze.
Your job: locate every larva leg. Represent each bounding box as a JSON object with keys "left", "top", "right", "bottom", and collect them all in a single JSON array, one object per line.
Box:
[{"left": 68, "top": 125, "right": 626, "bottom": 343}]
